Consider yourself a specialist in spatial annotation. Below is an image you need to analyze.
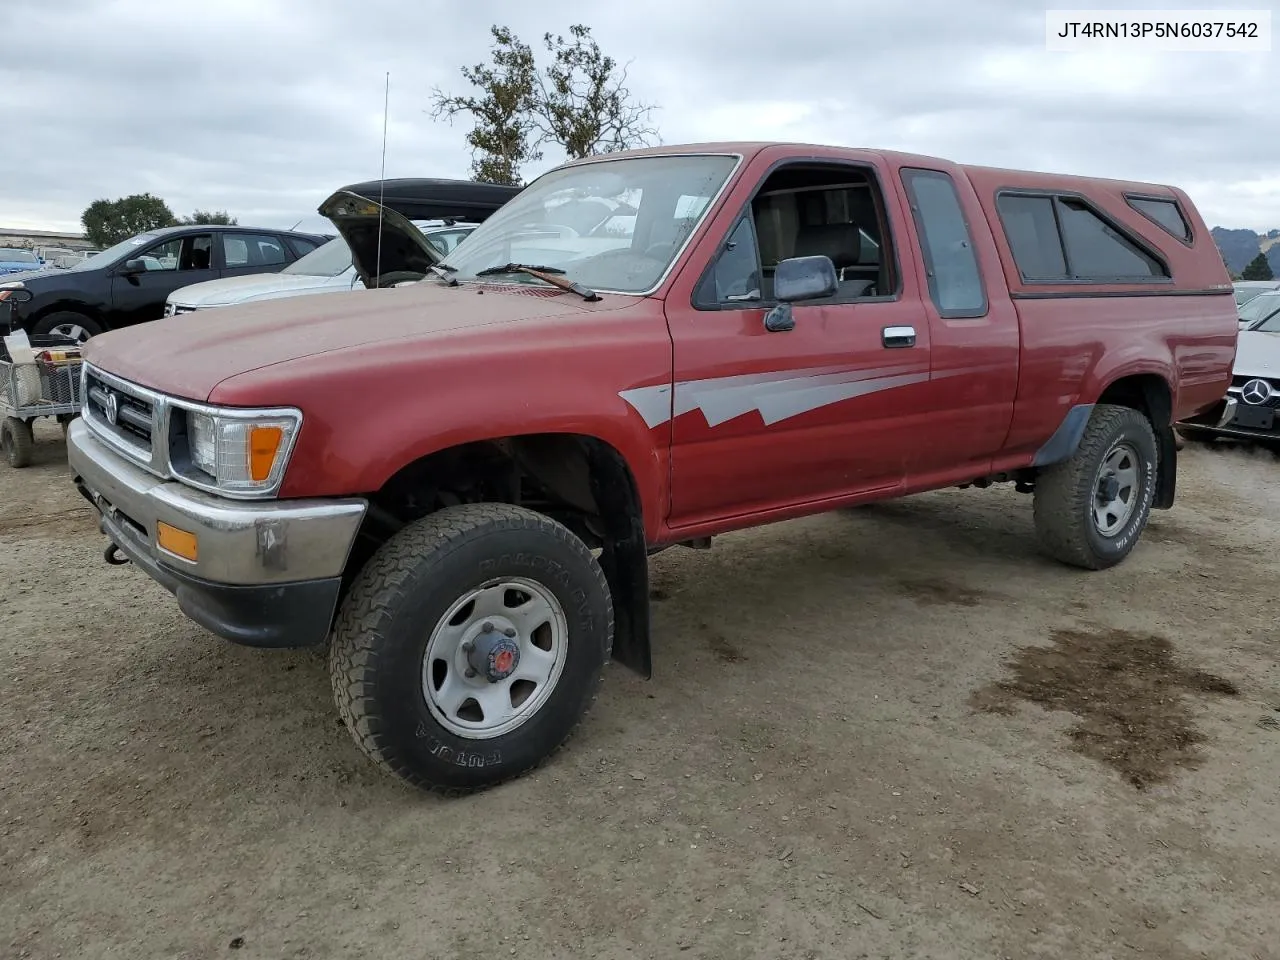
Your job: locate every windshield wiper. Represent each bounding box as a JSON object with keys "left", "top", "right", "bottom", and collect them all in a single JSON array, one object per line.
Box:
[
  {"left": 475, "top": 262, "right": 565, "bottom": 276},
  {"left": 473, "top": 263, "right": 599, "bottom": 302},
  {"left": 428, "top": 264, "right": 457, "bottom": 286}
]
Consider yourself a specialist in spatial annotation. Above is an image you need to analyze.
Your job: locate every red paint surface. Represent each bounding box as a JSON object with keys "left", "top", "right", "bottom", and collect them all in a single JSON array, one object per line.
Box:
[{"left": 83, "top": 142, "right": 1237, "bottom": 548}]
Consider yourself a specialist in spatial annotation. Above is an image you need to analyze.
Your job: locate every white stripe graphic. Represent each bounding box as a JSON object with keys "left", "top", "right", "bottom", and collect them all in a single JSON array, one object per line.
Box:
[
  {"left": 618, "top": 384, "right": 672, "bottom": 428},
  {"left": 619, "top": 362, "right": 980, "bottom": 429}
]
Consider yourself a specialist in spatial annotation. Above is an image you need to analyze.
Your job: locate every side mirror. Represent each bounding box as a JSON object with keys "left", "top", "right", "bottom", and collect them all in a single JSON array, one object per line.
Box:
[
  {"left": 764, "top": 255, "right": 838, "bottom": 332},
  {"left": 121, "top": 258, "right": 146, "bottom": 274}
]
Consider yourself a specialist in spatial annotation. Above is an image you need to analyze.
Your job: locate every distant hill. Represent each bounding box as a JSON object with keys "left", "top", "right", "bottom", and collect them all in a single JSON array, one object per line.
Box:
[{"left": 1210, "top": 226, "right": 1280, "bottom": 276}]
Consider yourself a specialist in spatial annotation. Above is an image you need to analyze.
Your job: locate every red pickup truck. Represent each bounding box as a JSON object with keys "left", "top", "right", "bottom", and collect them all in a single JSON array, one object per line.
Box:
[{"left": 67, "top": 142, "right": 1238, "bottom": 794}]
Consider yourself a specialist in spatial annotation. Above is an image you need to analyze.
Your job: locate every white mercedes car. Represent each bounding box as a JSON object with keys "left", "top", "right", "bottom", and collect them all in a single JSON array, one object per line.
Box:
[{"left": 1179, "top": 307, "right": 1280, "bottom": 449}]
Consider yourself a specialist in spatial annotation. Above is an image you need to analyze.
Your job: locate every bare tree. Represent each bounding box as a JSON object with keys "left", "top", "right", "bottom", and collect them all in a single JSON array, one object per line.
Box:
[
  {"left": 430, "top": 23, "right": 659, "bottom": 184},
  {"left": 534, "top": 24, "right": 658, "bottom": 160},
  {"left": 429, "top": 26, "right": 541, "bottom": 186}
]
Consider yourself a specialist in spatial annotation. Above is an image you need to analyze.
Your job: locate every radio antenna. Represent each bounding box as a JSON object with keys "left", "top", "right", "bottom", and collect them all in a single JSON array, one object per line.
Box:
[{"left": 375, "top": 70, "right": 390, "bottom": 287}]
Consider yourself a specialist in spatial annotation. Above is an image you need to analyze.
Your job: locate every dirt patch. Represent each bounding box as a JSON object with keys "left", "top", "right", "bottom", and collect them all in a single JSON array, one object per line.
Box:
[
  {"left": 703, "top": 625, "right": 746, "bottom": 663},
  {"left": 897, "top": 577, "right": 990, "bottom": 607},
  {"left": 971, "top": 627, "right": 1239, "bottom": 789}
]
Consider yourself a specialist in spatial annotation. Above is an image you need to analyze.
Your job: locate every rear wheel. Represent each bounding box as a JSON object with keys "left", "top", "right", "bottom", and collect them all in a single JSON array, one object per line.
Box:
[
  {"left": 1033, "top": 404, "right": 1158, "bottom": 570},
  {"left": 1, "top": 417, "right": 34, "bottom": 468},
  {"left": 31, "top": 311, "right": 103, "bottom": 343},
  {"left": 328, "top": 502, "right": 613, "bottom": 794}
]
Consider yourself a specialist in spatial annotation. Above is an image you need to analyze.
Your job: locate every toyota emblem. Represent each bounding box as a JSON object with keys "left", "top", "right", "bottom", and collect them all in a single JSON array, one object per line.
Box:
[
  {"left": 1240, "top": 378, "right": 1272, "bottom": 406},
  {"left": 103, "top": 391, "right": 120, "bottom": 425}
]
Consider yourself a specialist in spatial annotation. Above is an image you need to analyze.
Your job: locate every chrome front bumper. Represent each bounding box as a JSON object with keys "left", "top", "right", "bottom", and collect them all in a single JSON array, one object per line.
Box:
[{"left": 68, "top": 418, "right": 368, "bottom": 646}]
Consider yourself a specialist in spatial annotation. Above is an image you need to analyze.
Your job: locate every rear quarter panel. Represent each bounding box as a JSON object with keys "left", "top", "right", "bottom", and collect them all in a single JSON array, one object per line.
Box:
[{"left": 960, "top": 167, "right": 1236, "bottom": 457}]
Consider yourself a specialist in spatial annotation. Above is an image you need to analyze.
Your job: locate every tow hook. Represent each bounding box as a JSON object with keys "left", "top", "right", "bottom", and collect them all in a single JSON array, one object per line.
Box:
[{"left": 104, "top": 544, "right": 130, "bottom": 566}]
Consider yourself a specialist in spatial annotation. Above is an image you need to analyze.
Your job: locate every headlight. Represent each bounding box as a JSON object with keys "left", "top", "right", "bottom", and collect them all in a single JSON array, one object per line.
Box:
[{"left": 176, "top": 406, "right": 301, "bottom": 497}]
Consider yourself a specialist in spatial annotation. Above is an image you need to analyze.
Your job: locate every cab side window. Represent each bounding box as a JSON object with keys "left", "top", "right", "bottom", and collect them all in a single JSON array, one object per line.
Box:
[
  {"left": 694, "top": 163, "right": 897, "bottom": 310},
  {"left": 901, "top": 168, "right": 987, "bottom": 317}
]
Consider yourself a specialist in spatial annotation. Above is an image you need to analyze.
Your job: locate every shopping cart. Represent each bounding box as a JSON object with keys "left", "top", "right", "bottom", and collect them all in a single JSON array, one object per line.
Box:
[{"left": 1, "top": 303, "right": 84, "bottom": 468}]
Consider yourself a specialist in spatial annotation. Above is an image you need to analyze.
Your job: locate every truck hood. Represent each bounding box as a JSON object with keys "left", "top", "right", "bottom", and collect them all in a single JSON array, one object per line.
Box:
[
  {"left": 1234, "top": 330, "right": 1280, "bottom": 378},
  {"left": 169, "top": 271, "right": 354, "bottom": 308},
  {"left": 84, "top": 280, "right": 604, "bottom": 402}
]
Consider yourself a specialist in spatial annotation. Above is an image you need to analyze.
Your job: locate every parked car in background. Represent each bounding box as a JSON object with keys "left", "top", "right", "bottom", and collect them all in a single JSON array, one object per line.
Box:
[
  {"left": 164, "top": 222, "right": 482, "bottom": 316},
  {"left": 1236, "top": 289, "right": 1280, "bottom": 330},
  {"left": 70, "top": 141, "right": 1236, "bottom": 794},
  {"left": 162, "top": 178, "right": 520, "bottom": 316},
  {"left": 0, "top": 224, "right": 329, "bottom": 341},
  {"left": 0, "top": 247, "right": 42, "bottom": 275},
  {"left": 1179, "top": 308, "right": 1280, "bottom": 449},
  {"left": 1233, "top": 279, "right": 1280, "bottom": 307}
]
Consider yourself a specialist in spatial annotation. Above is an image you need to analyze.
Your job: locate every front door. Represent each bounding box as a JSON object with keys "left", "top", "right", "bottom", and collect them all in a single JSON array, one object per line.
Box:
[
  {"left": 663, "top": 160, "right": 932, "bottom": 529},
  {"left": 110, "top": 232, "right": 217, "bottom": 327}
]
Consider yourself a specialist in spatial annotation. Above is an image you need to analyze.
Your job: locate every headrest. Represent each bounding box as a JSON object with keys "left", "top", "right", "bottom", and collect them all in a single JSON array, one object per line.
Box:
[{"left": 793, "top": 222, "right": 862, "bottom": 269}]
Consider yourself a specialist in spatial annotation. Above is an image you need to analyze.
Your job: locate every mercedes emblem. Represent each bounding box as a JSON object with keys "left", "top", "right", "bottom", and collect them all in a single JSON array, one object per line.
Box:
[{"left": 1240, "top": 378, "right": 1272, "bottom": 406}]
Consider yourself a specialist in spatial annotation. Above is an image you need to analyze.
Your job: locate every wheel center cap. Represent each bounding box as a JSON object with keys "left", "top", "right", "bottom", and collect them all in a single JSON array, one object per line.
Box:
[
  {"left": 468, "top": 632, "right": 521, "bottom": 682},
  {"left": 1098, "top": 474, "right": 1120, "bottom": 502}
]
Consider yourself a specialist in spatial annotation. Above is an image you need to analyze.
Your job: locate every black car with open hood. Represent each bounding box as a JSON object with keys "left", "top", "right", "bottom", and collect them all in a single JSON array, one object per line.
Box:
[{"left": 318, "top": 178, "right": 523, "bottom": 288}]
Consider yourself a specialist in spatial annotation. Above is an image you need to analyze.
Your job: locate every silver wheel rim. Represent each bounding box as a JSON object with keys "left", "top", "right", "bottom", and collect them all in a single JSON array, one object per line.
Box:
[
  {"left": 1092, "top": 441, "right": 1141, "bottom": 536},
  {"left": 421, "top": 577, "right": 568, "bottom": 739},
  {"left": 52, "top": 322, "right": 90, "bottom": 342}
]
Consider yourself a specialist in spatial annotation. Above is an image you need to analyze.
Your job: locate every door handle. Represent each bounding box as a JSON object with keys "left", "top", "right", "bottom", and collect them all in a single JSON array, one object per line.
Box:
[{"left": 882, "top": 325, "right": 916, "bottom": 348}]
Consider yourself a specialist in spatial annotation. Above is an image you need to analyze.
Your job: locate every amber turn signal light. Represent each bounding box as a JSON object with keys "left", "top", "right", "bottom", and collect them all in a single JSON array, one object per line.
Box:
[
  {"left": 247, "top": 425, "right": 284, "bottom": 482},
  {"left": 156, "top": 522, "right": 198, "bottom": 562}
]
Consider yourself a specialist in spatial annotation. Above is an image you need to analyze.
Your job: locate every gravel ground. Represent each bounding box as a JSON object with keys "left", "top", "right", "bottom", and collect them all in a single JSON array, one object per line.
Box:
[{"left": 1, "top": 422, "right": 1278, "bottom": 960}]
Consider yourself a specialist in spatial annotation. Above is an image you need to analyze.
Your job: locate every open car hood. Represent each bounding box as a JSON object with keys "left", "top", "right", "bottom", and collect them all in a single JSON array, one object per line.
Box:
[{"left": 318, "top": 178, "right": 522, "bottom": 288}]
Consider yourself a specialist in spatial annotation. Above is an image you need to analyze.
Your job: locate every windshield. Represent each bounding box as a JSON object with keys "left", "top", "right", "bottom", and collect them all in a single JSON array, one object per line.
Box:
[
  {"left": 1255, "top": 311, "right": 1280, "bottom": 333},
  {"left": 281, "top": 236, "right": 353, "bottom": 277},
  {"left": 438, "top": 154, "right": 739, "bottom": 294},
  {"left": 1239, "top": 292, "right": 1280, "bottom": 325},
  {"left": 1245, "top": 296, "right": 1280, "bottom": 330},
  {"left": 0, "top": 248, "right": 38, "bottom": 263},
  {"left": 67, "top": 233, "right": 162, "bottom": 271}
]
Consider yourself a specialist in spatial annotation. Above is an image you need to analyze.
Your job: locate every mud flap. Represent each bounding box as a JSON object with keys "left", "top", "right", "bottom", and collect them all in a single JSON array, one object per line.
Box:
[
  {"left": 1154, "top": 423, "right": 1177, "bottom": 510},
  {"left": 599, "top": 513, "right": 652, "bottom": 679}
]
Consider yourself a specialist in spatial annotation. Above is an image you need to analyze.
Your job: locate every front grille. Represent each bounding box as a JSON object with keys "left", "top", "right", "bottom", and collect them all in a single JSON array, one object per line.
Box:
[
  {"left": 1228, "top": 374, "right": 1280, "bottom": 410},
  {"left": 84, "top": 369, "right": 156, "bottom": 453}
]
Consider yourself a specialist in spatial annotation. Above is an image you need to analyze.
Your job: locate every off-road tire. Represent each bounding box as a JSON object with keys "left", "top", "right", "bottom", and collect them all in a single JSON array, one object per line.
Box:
[
  {"left": 1, "top": 417, "right": 34, "bottom": 468},
  {"left": 30, "top": 311, "right": 103, "bottom": 343},
  {"left": 328, "top": 502, "right": 614, "bottom": 794},
  {"left": 1033, "top": 404, "right": 1158, "bottom": 570}
]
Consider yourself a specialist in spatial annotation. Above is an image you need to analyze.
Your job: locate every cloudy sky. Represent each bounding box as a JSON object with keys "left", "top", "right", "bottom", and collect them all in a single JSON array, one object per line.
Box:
[{"left": 1, "top": 0, "right": 1275, "bottom": 235}]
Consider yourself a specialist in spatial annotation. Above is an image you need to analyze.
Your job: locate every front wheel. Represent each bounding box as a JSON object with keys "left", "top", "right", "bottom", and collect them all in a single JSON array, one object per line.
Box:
[
  {"left": 329, "top": 503, "right": 614, "bottom": 794},
  {"left": 30, "top": 310, "right": 103, "bottom": 343},
  {"left": 1033, "top": 404, "right": 1158, "bottom": 570}
]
